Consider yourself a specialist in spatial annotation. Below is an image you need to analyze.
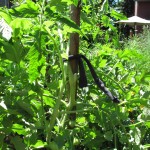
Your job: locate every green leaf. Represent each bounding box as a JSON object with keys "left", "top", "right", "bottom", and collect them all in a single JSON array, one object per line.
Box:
[
  {"left": 89, "top": 114, "right": 96, "bottom": 123},
  {"left": 10, "top": 18, "right": 33, "bottom": 37},
  {"left": 9, "top": 1, "right": 39, "bottom": 18},
  {"left": 100, "top": 0, "right": 109, "bottom": 13},
  {"left": 27, "top": 46, "right": 41, "bottom": 82},
  {"left": 144, "top": 144, "right": 150, "bottom": 149},
  {"left": 118, "top": 49, "right": 137, "bottom": 60},
  {"left": 49, "top": 0, "right": 67, "bottom": 12},
  {"left": 105, "top": 31, "right": 109, "bottom": 42},
  {"left": 0, "top": 134, "right": 5, "bottom": 149},
  {"left": 131, "top": 127, "right": 141, "bottom": 145},
  {"left": 12, "top": 124, "right": 26, "bottom": 135},
  {"left": 104, "top": 131, "right": 113, "bottom": 141},
  {"left": 45, "top": 7, "right": 54, "bottom": 17},
  {"left": 61, "top": 53, "right": 68, "bottom": 60},
  {"left": 31, "top": 140, "right": 47, "bottom": 148},
  {"left": 77, "top": 117, "right": 86, "bottom": 125},
  {"left": 99, "top": 59, "right": 107, "bottom": 68},
  {"left": 49, "top": 142, "right": 59, "bottom": 150},
  {"left": 141, "top": 72, "right": 150, "bottom": 84},
  {"left": 90, "top": 131, "right": 96, "bottom": 139},
  {"left": 31, "top": 99, "right": 41, "bottom": 110},
  {"left": 0, "top": 9, "right": 12, "bottom": 23},
  {"left": 82, "top": 0, "right": 87, "bottom": 4},
  {"left": 73, "top": 0, "right": 78, "bottom": 7},
  {"left": 43, "top": 97, "right": 54, "bottom": 108},
  {"left": 0, "top": 39, "right": 27, "bottom": 63},
  {"left": 45, "top": 7, "right": 80, "bottom": 30},
  {"left": 61, "top": 0, "right": 73, "bottom": 5},
  {"left": 101, "top": 15, "right": 110, "bottom": 27},
  {"left": 111, "top": 9, "right": 127, "bottom": 20},
  {"left": 11, "top": 136, "right": 26, "bottom": 150},
  {"left": 43, "top": 90, "right": 55, "bottom": 107},
  {"left": 143, "top": 91, "right": 150, "bottom": 98},
  {"left": 17, "top": 100, "right": 34, "bottom": 116},
  {"left": 57, "top": 15, "right": 80, "bottom": 30},
  {"left": 81, "top": 11, "right": 92, "bottom": 25}
]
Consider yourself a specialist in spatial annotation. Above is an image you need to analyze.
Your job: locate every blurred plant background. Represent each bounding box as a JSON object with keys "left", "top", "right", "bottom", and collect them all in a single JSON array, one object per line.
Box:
[{"left": 124, "top": 27, "right": 150, "bottom": 73}]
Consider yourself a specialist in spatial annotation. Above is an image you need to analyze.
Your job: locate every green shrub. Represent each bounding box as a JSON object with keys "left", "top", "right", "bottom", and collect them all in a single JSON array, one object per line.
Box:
[{"left": 124, "top": 27, "right": 150, "bottom": 72}]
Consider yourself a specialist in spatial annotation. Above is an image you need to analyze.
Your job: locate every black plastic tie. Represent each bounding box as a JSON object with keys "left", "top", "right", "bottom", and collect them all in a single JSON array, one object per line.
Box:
[{"left": 63, "top": 54, "right": 120, "bottom": 103}]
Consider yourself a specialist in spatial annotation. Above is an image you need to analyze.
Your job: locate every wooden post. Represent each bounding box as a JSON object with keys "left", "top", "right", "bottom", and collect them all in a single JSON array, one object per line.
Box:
[
  {"left": 69, "top": 1, "right": 81, "bottom": 73},
  {"left": 68, "top": 0, "right": 81, "bottom": 123}
]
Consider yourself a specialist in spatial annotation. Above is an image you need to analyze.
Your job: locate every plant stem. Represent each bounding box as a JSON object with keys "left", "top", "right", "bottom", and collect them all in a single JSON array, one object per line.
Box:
[
  {"left": 99, "top": 69, "right": 125, "bottom": 93},
  {"left": 46, "top": 81, "right": 65, "bottom": 144},
  {"left": 44, "top": 20, "right": 67, "bottom": 145}
]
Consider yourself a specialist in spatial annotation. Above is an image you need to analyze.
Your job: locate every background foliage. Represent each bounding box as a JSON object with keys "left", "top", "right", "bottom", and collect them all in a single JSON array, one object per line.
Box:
[{"left": 0, "top": 0, "right": 149, "bottom": 149}]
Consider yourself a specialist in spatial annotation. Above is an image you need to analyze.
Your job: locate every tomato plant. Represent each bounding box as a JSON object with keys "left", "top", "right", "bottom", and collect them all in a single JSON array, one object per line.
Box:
[{"left": 0, "top": 0, "right": 149, "bottom": 149}]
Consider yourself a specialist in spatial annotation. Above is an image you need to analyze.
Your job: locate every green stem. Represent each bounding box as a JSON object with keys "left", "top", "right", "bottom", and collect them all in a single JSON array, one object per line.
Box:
[
  {"left": 38, "top": 0, "right": 46, "bottom": 51},
  {"left": 99, "top": 69, "right": 125, "bottom": 93},
  {"left": 46, "top": 81, "right": 65, "bottom": 144},
  {"left": 43, "top": 27, "right": 64, "bottom": 74},
  {"left": 107, "top": 60, "right": 120, "bottom": 75},
  {"left": 113, "top": 126, "right": 117, "bottom": 149},
  {"left": 59, "top": 66, "right": 77, "bottom": 128},
  {"left": 61, "top": 108, "right": 96, "bottom": 114},
  {"left": 44, "top": 24, "right": 67, "bottom": 145},
  {"left": 68, "top": 65, "right": 77, "bottom": 109}
]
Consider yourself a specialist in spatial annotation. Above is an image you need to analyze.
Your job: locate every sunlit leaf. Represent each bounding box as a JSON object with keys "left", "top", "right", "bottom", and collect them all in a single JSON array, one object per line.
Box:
[
  {"left": 43, "top": 90, "right": 55, "bottom": 107},
  {"left": 31, "top": 99, "right": 41, "bottom": 110},
  {"left": 73, "top": 0, "right": 78, "bottom": 6},
  {"left": 61, "top": 53, "right": 68, "bottom": 60},
  {"left": 9, "top": 1, "right": 39, "bottom": 18},
  {"left": 82, "top": 0, "right": 87, "bottom": 4},
  {"left": 61, "top": 0, "right": 73, "bottom": 5},
  {"left": 10, "top": 18, "right": 33, "bottom": 36},
  {"left": 12, "top": 124, "right": 26, "bottom": 135},
  {"left": 111, "top": 9, "right": 127, "bottom": 20},
  {"left": 99, "top": 59, "right": 107, "bottom": 68},
  {"left": 89, "top": 131, "right": 96, "bottom": 139},
  {"left": 101, "top": 15, "right": 110, "bottom": 27},
  {"left": 77, "top": 117, "right": 86, "bottom": 125},
  {"left": 89, "top": 114, "right": 96, "bottom": 123},
  {"left": 0, "top": 101, "right": 7, "bottom": 110},
  {"left": 31, "top": 140, "right": 47, "bottom": 148},
  {"left": 27, "top": 46, "right": 43, "bottom": 82},
  {"left": 144, "top": 144, "right": 150, "bottom": 149},
  {"left": 0, "top": 18, "right": 12, "bottom": 41},
  {"left": 100, "top": 0, "right": 109, "bottom": 13},
  {"left": 0, "top": 9, "right": 12, "bottom": 23}
]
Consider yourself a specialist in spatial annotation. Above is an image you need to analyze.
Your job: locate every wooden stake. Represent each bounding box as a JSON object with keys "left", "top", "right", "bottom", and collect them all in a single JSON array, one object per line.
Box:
[
  {"left": 69, "top": 0, "right": 81, "bottom": 73},
  {"left": 68, "top": 0, "right": 81, "bottom": 123}
]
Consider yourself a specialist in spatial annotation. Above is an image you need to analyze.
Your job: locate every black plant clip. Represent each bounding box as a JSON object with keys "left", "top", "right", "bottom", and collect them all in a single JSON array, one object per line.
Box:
[{"left": 63, "top": 54, "right": 120, "bottom": 103}]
